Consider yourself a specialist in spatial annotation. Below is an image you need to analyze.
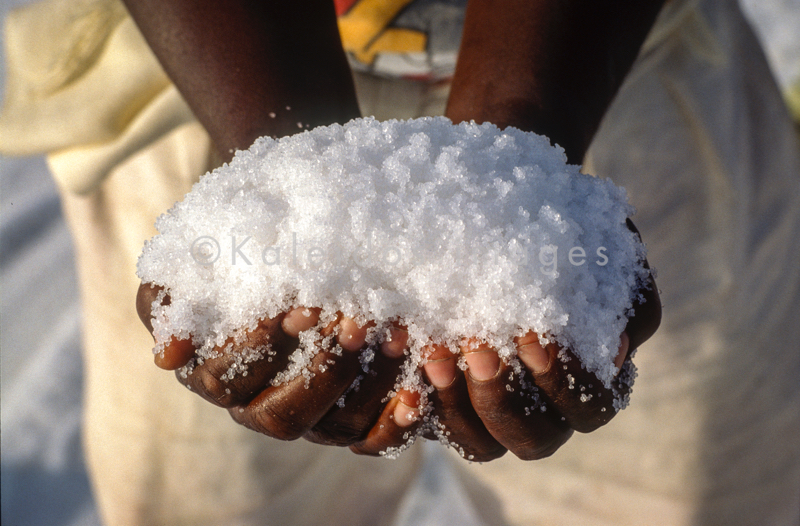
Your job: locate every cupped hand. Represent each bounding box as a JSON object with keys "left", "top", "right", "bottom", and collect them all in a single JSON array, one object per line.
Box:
[
  {"left": 353, "top": 219, "right": 661, "bottom": 462},
  {"left": 137, "top": 248, "right": 660, "bottom": 462},
  {"left": 414, "top": 256, "right": 660, "bottom": 461},
  {"left": 136, "top": 283, "right": 420, "bottom": 447}
]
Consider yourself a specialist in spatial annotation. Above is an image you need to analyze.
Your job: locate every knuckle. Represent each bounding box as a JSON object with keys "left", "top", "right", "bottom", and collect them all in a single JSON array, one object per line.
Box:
[
  {"left": 136, "top": 283, "right": 164, "bottom": 333},
  {"left": 261, "top": 418, "right": 306, "bottom": 441},
  {"left": 465, "top": 445, "right": 507, "bottom": 462},
  {"left": 510, "top": 429, "right": 573, "bottom": 461},
  {"left": 349, "top": 443, "right": 380, "bottom": 457},
  {"left": 252, "top": 400, "right": 310, "bottom": 441},
  {"left": 231, "top": 405, "right": 305, "bottom": 441},
  {"left": 305, "top": 424, "right": 362, "bottom": 446},
  {"left": 194, "top": 369, "right": 235, "bottom": 407},
  {"left": 568, "top": 405, "right": 614, "bottom": 433},
  {"left": 533, "top": 350, "right": 620, "bottom": 432},
  {"left": 512, "top": 443, "right": 558, "bottom": 461}
]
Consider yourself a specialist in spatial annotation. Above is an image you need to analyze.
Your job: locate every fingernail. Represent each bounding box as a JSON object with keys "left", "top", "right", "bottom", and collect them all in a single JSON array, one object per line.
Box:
[
  {"left": 337, "top": 317, "right": 369, "bottom": 352},
  {"left": 393, "top": 401, "right": 420, "bottom": 427},
  {"left": 381, "top": 326, "right": 408, "bottom": 358},
  {"left": 614, "top": 332, "right": 630, "bottom": 370},
  {"left": 516, "top": 331, "right": 550, "bottom": 374},
  {"left": 462, "top": 341, "right": 501, "bottom": 381},
  {"left": 281, "top": 307, "right": 320, "bottom": 336},
  {"left": 423, "top": 345, "right": 457, "bottom": 389}
]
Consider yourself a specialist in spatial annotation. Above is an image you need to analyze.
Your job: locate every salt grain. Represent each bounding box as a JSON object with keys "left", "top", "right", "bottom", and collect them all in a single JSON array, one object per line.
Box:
[{"left": 138, "top": 117, "right": 650, "bottom": 397}]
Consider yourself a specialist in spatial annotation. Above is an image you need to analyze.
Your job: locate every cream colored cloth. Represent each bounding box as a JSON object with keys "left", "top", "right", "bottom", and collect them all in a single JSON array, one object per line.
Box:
[
  {"left": 0, "top": 0, "right": 193, "bottom": 193},
  {"left": 2, "top": 1, "right": 421, "bottom": 525},
  {"left": 452, "top": 1, "right": 800, "bottom": 525},
  {"left": 59, "top": 122, "right": 420, "bottom": 526},
  {"left": 2, "top": 0, "right": 799, "bottom": 525}
]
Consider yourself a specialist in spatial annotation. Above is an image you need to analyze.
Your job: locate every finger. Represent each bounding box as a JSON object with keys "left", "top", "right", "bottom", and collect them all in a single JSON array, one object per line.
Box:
[
  {"left": 380, "top": 324, "right": 408, "bottom": 359},
  {"left": 228, "top": 318, "right": 365, "bottom": 441},
  {"left": 155, "top": 336, "right": 196, "bottom": 370},
  {"left": 136, "top": 283, "right": 197, "bottom": 370},
  {"left": 625, "top": 218, "right": 661, "bottom": 349},
  {"left": 349, "top": 389, "right": 422, "bottom": 456},
  {"left": 626, "top": 269, "right": 660, "bottom": 350},
  {"left": 304, "top": 350, "right": 405, "bottom": 446},
  {"left": 463, "top": 340, "right": 573, "bottom": 460},
  {"left": 614, "top": 332, "right": 630, "bottom": 370},
  {"left": 180, "top": 314, "right": 294, "bottom": 407},
  {"left": 516, "top": 332, "right": 628, "bottom": 433},
  {"left": 423, "top": 344, "right": 507, "bottom": 462},
  {"left": 136, "top": 282, "right": 162, "bottom": 334},
  {"left": 303, "top": 317, "right": 399, "bottom": 445},
  {"left": 337, "top": 317, "right": 374, "bottom": 351},
  {"left": 281, "top": 306, "right": 321, "bottom": 337},
  {"left": 304, "top": 321, "right": 409, "bottom": 446}
]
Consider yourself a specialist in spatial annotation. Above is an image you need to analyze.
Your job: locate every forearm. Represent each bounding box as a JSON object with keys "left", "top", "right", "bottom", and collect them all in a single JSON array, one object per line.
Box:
[
  {"left": 446, "top": 0, "right": 666, "bottom": 163},
  {"left": 122, "top": 0, "right": 360, "bottom": 161}
]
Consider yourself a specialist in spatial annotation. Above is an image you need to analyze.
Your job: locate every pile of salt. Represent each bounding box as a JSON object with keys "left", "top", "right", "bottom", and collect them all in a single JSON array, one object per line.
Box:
[{"left": 137, "top": 117, "right": 649, "bottom": 395}]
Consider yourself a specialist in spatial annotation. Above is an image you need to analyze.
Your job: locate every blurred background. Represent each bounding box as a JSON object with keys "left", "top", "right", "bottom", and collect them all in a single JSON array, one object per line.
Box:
[
  {"left": 0, "top": 0, "right": 101, "bottom": 522},
  {"left": 1, "top": 0, "right": 797, "bottom": 525}
]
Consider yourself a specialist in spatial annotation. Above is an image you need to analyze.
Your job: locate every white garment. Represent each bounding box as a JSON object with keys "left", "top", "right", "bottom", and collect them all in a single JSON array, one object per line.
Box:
[
  {"left": 453, "top": 1, "right": 800, "bottom": 524},
  {"left": 2, "top": 2, "right": 422, "bottom": 525},
  {"left": 1, "top": 0, "right": 798, "bottom": 525}
]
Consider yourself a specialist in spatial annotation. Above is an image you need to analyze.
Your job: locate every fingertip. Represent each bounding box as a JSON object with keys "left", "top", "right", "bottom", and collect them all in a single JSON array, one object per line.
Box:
[
  {"left": 380, "top": 325, "right": 408, "bottom": 358},
  {"left": 154, "top": 336, "right": 195, "bottom": 370},
  {"left": 614, "top": 332, "right": 630, "bottom": 370},
  {"left": 515, "top": 331, "right": 550, "bottom": 374},
  {"left": 423, "top": 344, "right": 457, "bottom": 389},
  {"left": 281, "top": 306, "right": 321, "bottom": 337},
  {"left": 337, "top": 318, "right": 372, "bottom": 352},
  {"left": 461, "top": 339, "right": 501, "bottom": 381},
  {"left": 392, "top": 390, "right": 421, "bottom": 427}
]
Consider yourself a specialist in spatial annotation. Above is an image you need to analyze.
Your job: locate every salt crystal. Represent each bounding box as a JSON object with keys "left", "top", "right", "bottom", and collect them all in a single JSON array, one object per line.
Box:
[{"left": 137, "top": 117, "right": 650, "bottom": 403}]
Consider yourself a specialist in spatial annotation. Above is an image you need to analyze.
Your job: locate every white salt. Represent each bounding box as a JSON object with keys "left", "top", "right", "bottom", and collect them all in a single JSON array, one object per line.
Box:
[{"left": 137, "top": 117, "right": 650, "bottom": 397}]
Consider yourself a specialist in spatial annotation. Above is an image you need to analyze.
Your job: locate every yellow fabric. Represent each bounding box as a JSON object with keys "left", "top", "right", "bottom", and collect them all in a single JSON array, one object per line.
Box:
[
  {"left": 47, "top": 85, "right": 195, "bottom": 194},
  {"left": 337, "top": 0, "right": 427, "bottom": 66},
  {"left": 0, "top": 0, "right": 184, "bottom": 194},
  {"left": 350, "top": 27, "right": 426, "bottom": 66}
]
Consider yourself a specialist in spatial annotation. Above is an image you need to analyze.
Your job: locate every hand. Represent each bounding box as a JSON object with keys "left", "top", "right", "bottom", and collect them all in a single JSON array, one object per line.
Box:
[
  {"left": 416, "top": 279, "right": 658, "bottom": 462},
  {"left": 136, "top": 283, "right": 423, "bottom": 448},
  {"left": 334, "top": 264, "right": 657, "bottom": 462},
  {"left": 405, "top": 220, "right": 661, "bottom": 461},
  {"left": 136, "top": 227, "right": 659, "bottom": 462}
]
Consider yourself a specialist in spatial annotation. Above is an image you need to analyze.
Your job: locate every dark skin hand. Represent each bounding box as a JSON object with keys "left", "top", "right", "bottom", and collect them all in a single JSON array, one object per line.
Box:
[
  {"left": 137, "top": 285, "right": 425, "bottom": 449},
  {"left": 435, "top": 0, "right": 665, "bottom": 458},
  {"left": 129, "top": 0, "right": 664, "bottom": 461}
]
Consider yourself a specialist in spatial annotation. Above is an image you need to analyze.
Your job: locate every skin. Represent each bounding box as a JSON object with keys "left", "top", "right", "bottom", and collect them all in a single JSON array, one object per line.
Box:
[
  {"left": 129, "top": 0, "right": 664, "bottom": 460},
  {"left": 447, "top": 0, "right": 668, "bottom": 163},
  {"left": 121, "top": 0, "right": 361, "bottom": 161}
]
